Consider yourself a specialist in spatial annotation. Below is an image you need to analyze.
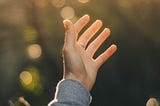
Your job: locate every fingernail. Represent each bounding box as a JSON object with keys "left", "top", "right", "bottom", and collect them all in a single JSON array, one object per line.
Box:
[
  {"left": 96, "top": 20, "right": 103, "bottom": 25},
  {"left": 63, "top": 20, "right": 70, "bottom": 28},
  {"left": 84, "top": 14, "right": 90, "bottom": 19},
  {"left": 104, "top": 28, "right": 110, "bottom": 32}
]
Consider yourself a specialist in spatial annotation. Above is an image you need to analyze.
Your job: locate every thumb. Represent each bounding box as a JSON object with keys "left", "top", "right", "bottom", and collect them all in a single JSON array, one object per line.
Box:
[
  {"left": 63, "top": 20, "right": 76, "bottom": 46},
  {"left": 63, "top": 19, "right": 70, "bottom": 29}
]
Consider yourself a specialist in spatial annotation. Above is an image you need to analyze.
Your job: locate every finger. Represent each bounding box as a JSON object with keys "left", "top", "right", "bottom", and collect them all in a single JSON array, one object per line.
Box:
[
  {"left": 95, "top": 44, "right": 117, "bottom": 69},
  {"left": 63, "top": 20, "right": 76, "bottom": 46},
  {"left": 74, "top": 14, "right": 90, "bottom": 34},
  {"left": 86, "top": 28, "right": 110, "bottom": 57},
  {"left": 78, "top": 20, "right": 102, "bottom": 48}
]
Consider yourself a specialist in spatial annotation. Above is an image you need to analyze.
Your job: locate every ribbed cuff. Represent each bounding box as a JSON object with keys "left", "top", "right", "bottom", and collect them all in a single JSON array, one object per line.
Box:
[{"left": 48, "top": 79, "right": 91, "bottom": 106}]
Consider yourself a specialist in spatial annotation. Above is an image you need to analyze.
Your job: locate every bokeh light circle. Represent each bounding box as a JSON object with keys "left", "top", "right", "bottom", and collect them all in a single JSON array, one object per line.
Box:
[
  {"left": 27, "top": 44, "right": 42, "bottom": 59},
  {"left": 51, "top": 0, "right": 66, "bottom": 8},
  {"left": 20, "top": 71, "right": 33, "bottom": 85},
  {"left": 78, "top": 0, "right": 90, "bottom": 3},
  {"left": 60, "top": 6, "right": 75, "bottom": 19}
]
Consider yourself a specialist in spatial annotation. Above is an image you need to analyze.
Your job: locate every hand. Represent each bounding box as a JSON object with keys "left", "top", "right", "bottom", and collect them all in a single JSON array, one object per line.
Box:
[{"left": 62, "top": 14, "right": 117, "bottom": 91}]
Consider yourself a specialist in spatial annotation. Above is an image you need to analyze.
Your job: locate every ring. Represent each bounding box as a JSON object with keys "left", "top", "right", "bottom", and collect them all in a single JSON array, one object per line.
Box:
[{"left": 79, "top": 42, "right": 85, "bottom": 48}]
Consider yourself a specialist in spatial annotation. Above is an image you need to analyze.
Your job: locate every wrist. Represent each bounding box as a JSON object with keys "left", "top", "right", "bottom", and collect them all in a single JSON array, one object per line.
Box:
[{"left": 64, "top": 74, "right": 93, "bottom": 91}]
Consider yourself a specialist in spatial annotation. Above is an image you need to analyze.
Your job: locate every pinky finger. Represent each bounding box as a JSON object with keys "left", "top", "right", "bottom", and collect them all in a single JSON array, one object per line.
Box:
[{"left": 95, "top": 44, "right": 117, "bottom": 69}]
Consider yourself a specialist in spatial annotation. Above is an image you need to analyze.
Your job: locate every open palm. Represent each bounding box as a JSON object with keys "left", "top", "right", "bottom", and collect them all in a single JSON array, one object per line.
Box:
[{"left": 62, "top": 15, "right": 117, "bottom": 91}]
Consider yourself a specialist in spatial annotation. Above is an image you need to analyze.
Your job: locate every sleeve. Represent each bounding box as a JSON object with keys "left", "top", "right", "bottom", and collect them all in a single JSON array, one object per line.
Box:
[{"left": 48, "top": 79, "right": 92, "bottom": 106}]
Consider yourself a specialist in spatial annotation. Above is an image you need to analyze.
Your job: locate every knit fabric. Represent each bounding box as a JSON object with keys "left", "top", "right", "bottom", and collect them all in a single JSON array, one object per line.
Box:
[{"left": 48, "top": 79, "right": 91, "bottom": 106}]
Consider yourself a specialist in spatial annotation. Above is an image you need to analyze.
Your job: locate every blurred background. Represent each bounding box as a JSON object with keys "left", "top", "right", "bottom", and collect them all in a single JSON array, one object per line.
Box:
[{"left": 0, "top": 0, "right": 160, "bottom": 105}]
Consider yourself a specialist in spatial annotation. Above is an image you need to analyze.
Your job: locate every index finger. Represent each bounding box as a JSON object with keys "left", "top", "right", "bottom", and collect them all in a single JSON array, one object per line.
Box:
[{"left": 74, "top": 14, "right": 90, "bottom": 34}]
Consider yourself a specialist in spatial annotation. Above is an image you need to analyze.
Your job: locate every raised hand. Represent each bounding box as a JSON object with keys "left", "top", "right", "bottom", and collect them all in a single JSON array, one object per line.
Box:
[{"left": 62, "top": 15, "right": 117, "bottom": 91}]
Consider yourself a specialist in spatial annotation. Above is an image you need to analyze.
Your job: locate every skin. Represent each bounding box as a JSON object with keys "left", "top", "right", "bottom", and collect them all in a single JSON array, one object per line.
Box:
[
  {"left": 61, "top": 15, "right": 158, "bottom": 105},
  {"left": 62, "top": 14, "right": 117, "bottom": 91}
]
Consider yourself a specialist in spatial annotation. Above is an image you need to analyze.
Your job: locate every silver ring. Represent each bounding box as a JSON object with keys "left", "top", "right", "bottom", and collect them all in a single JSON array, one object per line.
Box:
[{"left": 79, "top": 42, "right": 85, "bottom": 48}]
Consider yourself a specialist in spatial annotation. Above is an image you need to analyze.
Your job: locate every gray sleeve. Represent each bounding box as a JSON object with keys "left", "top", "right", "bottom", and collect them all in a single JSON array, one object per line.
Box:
[{"left": 48, "top": 79, "right": 91, "bottom": 106}]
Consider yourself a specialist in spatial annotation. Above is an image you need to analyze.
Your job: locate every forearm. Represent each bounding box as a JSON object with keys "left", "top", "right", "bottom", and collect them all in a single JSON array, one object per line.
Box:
[{"left": 48, "top": 79, "right": 91, "bottom": 106}]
